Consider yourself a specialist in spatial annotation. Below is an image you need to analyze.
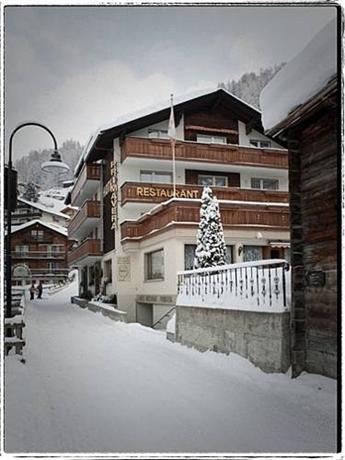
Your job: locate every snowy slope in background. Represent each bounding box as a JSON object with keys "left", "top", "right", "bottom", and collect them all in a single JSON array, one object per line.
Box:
[{"left": 260, "top": 17, "right": 337, "bottom": 131}]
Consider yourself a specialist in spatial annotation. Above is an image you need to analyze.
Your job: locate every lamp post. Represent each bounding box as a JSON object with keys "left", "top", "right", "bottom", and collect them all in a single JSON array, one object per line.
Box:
[{"left": 6, "top": 122, "right": 70, "bottom": 318}]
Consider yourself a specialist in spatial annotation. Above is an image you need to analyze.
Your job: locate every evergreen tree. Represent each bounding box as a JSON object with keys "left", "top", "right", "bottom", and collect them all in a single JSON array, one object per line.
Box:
[
  {"left": 194, "top": 187, "right": 227, "bottom": 269},
  {"left": 22, "top": 182, "right": 39, "bottom": 202},
  {"left": 218, "top": 63, "right": 286, "bottom": 109}
]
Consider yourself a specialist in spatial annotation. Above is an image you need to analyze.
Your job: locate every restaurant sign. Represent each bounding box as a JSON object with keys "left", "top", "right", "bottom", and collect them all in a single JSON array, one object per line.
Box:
[{"left": 136, "top": 186, "right": 199, "bottom": 199}]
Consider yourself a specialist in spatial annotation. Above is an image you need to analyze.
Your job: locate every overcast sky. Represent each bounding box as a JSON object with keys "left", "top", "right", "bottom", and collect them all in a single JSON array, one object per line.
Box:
[{"left": 5, "top": 5, "right": 336, "bottom": 160}]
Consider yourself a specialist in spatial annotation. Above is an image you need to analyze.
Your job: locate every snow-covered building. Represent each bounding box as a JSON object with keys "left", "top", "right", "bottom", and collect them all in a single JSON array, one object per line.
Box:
[
  {"left": 260, "top": 17, "right": 338, "bottom": 378},
  {"left": 9, "top": 220, "right": 70, "bottom": 285},
  {"left": 66, "top": 88, "right": 290, "bottom": 325},
  {"left": 11, "top": 194, "right": 71, "bottom": 227}
]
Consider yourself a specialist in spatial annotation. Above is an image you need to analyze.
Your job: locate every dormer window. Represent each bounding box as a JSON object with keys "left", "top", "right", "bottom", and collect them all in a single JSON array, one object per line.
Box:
[
  {"left": 250, "top": 139, "right": 271, "bottom": 148},
  {"left": 196, "top": 134, "right": 227, "bottom": 145},
  {"left": 148, "top": 129, "right": 169, "bottom": 139}
]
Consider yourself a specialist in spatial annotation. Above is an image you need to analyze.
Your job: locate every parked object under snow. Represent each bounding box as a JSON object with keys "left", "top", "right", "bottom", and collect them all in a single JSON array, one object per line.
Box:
[{"left": 260, "top": 18, "right": 337, "bottom": 132}]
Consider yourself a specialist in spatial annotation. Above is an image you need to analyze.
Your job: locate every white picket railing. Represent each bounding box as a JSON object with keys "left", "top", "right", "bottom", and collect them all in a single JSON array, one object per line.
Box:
[{"left": 176, "top": 259, "right": 291, "bottom": 313}]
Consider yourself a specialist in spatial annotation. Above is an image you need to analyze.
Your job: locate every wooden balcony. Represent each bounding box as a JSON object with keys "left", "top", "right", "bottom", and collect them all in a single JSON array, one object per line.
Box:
[
  {"left": 68, "top": 239, "right": 103, "bottom": 266},
  {"left": 70, "top": 163, "right": 101, "bottom": 207},
  {"left": 121, "top": 137, "right": 288, "bottom": 169},
  {"left": 121, "top": 182, "right": 289, "bottom": 205},
  {"left": 121, "top": 200, "right": 290, "bottom": 242},
  {"left": 11, "top": 251, "right": 65, "bottom": 259},
  {"left": 68, "top": 200, "right": 101, "bottom": 240}
]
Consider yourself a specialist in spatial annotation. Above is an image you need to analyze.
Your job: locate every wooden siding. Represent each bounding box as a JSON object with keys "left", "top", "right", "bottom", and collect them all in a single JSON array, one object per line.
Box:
[
  {"left": 68, "top": 238, "right": 103, "bottom": 266},
  {"left": 70, "top": 163, "right": 101, "bottom": 206},
  {"left": 289, "top": 98, "right": 338, "bottom": 379},
  {"left": 121, "top": 201, "right": 289, "bottom": 241},
  {"left": 68, "top": 200, "right": 101, "bottom": 237},
  {"left": 121, "top": 137, "right": 288, "bottom": 169},
  {"left": 120, "top": 182, "right": 289, "bottom": 205}
]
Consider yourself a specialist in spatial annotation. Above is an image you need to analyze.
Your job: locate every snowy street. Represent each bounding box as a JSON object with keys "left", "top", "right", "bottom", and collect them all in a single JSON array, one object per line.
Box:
[{"left": 5, "top": 281, "right": 337, "bottom": 454}]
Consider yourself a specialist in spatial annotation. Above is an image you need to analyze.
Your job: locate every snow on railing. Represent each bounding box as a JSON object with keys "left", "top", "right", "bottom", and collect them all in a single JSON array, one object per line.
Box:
[{"left": 176, "top": 259, "right": 291, "bottom": 313}]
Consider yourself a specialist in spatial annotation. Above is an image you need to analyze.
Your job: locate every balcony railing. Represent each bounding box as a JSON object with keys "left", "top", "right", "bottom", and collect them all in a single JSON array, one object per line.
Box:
[
  {"left": 68, "top": 200, "right": 101, "bottom": 238},
  {"left": 121, "top": 200, "right": 289, "bottom": 241},
  {"left": 121, "top": 182, "right": 289, "bottom": 205},
  {"left": 12, "top": 251, "right": 65, "bottom": 259},
  {"left": 176, "top": 259, "right": 291, "bottom": 312},
  {"left": 121, "top": 137, "right": 288, "bottom": 169},
  {"left": 68, "top": 239, "right": 103, "bottom": 266},
  {"left": 13, "top": 268, "right": 69, "bottom": 278},
  {"left": 70, "top": 163, "right": 101, "bottom": 207}
]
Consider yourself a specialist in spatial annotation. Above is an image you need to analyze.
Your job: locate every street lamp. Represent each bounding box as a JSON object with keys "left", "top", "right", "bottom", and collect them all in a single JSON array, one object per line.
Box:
[{"left": 6, "top": 122, "right": 70, "bottom": 319}]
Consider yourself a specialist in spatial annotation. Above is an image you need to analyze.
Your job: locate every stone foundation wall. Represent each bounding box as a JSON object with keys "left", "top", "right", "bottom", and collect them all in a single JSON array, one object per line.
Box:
[{"left": 176, "top": 306, "right": 290, "bottom": 373}]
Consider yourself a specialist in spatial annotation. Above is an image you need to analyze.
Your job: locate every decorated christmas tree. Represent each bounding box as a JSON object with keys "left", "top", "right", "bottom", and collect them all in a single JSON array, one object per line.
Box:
[{"left": 193, "top": 187, "right": 227, "bottom": 269}]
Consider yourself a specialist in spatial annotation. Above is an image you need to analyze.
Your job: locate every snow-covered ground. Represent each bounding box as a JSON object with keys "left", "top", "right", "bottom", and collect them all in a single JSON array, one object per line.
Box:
[{"left": 5, "top": 280, "right": 337, "bottom": 454}]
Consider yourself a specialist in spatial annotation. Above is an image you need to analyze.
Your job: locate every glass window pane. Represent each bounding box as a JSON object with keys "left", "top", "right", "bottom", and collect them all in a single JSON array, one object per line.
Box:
[
  {"left": 184, "top": 244, "right": 196, "bottom": 270},
  {"left": 250, "top": 140, "right": 258, "bottom": 147},
  {"left": 243, "top": 246, "right": 263, "bottom": 262},
  {"left": 154, "top": 172, "right": 172, "bottom": 184},
  {"left": 140, "top": 171, "right": 153, "bottom": 182},
  {"left": 146, "top": 249, "right": 164, "bottom": 280},
  {"left": 212, "top": 136, "right": 227, "bottom": 144},
  {"left": 215, "top": 176, "right": 227, "bottom": 187},
  {"left": 251, "top": 178, "right": 261, "bottom": 189},
  {"left": 263, "top": 179, "right": 278, "bottom": 190},
  {"left": 198, "top": 176, "right": 213, "bottom": 186},
  {"left": 197, "top": 134, "right": 212, "bottom": 143}
]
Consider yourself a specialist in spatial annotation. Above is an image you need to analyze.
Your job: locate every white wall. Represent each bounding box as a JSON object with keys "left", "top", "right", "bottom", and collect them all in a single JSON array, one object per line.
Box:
[
  {"left": 128, "top": 114, "right": 184, "bottom": 140},
  {"left": 238, "top": 121, "right": 283, "bottom": 149},
  {"left": 112, "top": 226, "right": 290, "bottom": 322}
]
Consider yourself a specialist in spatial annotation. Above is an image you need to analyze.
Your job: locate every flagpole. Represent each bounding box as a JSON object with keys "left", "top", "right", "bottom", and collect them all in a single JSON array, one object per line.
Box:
[
  {"left": 172, "top": 138, "right": 176, "bottom": 198},
  {"left": 169, "top": 93, "right": 176, "bottom": 198}
]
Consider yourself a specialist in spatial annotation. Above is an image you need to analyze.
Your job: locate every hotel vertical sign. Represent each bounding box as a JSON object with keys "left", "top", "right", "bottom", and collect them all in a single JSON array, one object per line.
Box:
[
  {"left": 110, "top": 160, "right": 118, "bottom": 230},
  {"left": 103, "top": 159, "right": 118, "bottom": 230}
]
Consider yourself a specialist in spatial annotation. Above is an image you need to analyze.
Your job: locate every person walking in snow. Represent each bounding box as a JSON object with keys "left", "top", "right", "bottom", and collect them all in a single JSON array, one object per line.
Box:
[
  {"left": 29, "top": 281, "right": 36, "bottom": 300},
  {"left": 37, "top": 280, "right": 43, "bottom": 299}
]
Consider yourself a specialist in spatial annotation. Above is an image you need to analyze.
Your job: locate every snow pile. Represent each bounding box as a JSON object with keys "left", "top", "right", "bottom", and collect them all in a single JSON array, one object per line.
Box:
[
  {"left": 5, "top": 279, "right": 336, "bottom": 453},
  {"left": 260, "top": 17, "right": 337, "bottom": 131}
]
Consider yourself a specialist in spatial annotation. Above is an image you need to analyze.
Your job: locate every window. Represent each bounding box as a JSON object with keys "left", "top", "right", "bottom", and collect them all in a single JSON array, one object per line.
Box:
[
  {"left": 250, "top": 139, "right": 272, "bottom": 148},
  {"left": 148, "top": 129, "right": 169, "bottom": 139},
  {"left": 104, "top": 260, "right": 112, "bottom": 282},
  {"left": 184, "top": 244, "right": 233, "bottom": 270},
  {"left": 15, "top": 245, "right": 29, "bottom": 256},
  {"left": 47, "top": 245, "right": 63, "bottom": 256},
  {"left": 198, "top": 175, "right": 228, "bottom": 187},
  {"left": 31, "top": 229, "right": 44, "bottom": 241},
  {"left": 145, "top": 249, "right": 164, "bottom": 281},
  {"left": 243, "top": 246, "right": 263, "bottom": 262},
  {"left": 47, "top": 261, "right": 59, "bottom": 271},
  {"left": 251, "top": 178, "right": 279, "bottom": 190},
  {"left": 196, "top": 134, "right": 227, "bottom": 145},
  {"left": 140, "top": 170, "right": 173, "bottom": 184}
]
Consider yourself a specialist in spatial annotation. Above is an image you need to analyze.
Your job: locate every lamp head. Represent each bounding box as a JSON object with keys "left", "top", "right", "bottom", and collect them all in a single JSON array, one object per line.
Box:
[{"left": 41, "top": 150, "right": 70, "bottom": 174}]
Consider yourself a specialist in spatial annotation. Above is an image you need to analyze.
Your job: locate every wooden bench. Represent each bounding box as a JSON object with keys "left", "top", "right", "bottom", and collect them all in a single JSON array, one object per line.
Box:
[{"left": 5, "top": 315, "right": 25, "bottom": 355}]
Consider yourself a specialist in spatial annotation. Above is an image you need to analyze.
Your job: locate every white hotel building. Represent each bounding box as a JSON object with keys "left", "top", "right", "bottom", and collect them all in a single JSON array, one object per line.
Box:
[{"left": 66, "top": 88, "right": 290, "bottom": 326}]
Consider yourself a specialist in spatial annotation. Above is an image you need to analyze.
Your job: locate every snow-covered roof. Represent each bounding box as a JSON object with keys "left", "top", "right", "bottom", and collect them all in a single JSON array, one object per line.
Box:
[
  {"left": 19, "top": 196, "right": 70, "bottom": 220},
  {"left": 74, "top": 87, "right": 262, "bottom": 176},
  {"left": 10, "top": 219, "right": 68, "bottom": 237},
  {"left": 260, "top": 18, "right": 337, "bottom": 133}
]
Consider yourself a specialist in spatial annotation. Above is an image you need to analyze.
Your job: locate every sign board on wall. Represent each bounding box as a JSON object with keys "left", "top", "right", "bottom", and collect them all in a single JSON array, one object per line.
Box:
[
  {"left": 117, "top": 256, "right": 131, "bottom": 282},
  {"left": 103, "top": 160, "right": 119, "bottom": 230},
  {"left": 136, "top": 186, "right": 198, "bottom": 199}
]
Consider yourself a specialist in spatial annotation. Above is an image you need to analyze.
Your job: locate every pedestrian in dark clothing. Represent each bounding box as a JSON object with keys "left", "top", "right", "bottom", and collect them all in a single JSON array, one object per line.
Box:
[
  {"left": 29, "top": 281, "right": 36, "bottom": 300},
  {"left": 37, "top": 281, "right": 43, "bottom": 299}
]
